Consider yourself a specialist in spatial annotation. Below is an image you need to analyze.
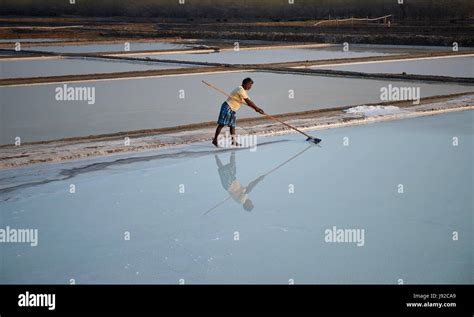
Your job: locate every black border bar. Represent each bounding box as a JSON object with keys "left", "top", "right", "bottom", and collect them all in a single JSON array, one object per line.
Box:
[{"left": 0, "top": 284, "right": 472, "bottom": 314}]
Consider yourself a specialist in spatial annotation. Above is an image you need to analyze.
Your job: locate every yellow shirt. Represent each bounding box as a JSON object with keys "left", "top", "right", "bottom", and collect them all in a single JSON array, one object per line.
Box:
[
  {"left": 228, "top": 180, "right": 248, "bottom": 204},
  {"left": 226, "top": 86, "right": 249, "bottom": 112}
]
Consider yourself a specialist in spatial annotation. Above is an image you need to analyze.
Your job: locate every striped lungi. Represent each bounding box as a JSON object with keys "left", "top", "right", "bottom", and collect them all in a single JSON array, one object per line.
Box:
[{"left": 217, "top": 101, "right": 236, "bottom": 128}]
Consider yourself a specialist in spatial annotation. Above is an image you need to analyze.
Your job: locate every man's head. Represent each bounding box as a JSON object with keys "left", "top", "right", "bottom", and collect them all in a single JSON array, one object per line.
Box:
[
  {"left": 242, "top": 77, "right": 254, "bottom": 90},
  {"left": 243, "top": 199, "right": 254, "bottom": 212}
]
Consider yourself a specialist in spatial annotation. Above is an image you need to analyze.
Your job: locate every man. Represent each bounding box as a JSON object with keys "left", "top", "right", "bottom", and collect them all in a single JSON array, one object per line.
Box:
[
  {"left": 212, "top": 78, "right": 264, "bottom": 147},
  {"left": 215, "top": 152, "right": 265, "bottom": 212}
]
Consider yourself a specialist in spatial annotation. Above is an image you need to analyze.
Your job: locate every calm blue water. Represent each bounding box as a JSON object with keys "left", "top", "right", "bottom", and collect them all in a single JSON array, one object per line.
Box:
[
  {"left": 0, "top": 57, "right": 195, "bottom": 79},
  {"left": 0, "top": 110, "right": 472, "bottom": 284},
  {"left": 0, "top": 39, "right": 63, "bottom": 43},
  {"left": 26, "top": 42, "right": 188, "bottom": 53},
  {"left": 312, "top": 56, "right": 474, "bottom": 78},
  {"left": 142, "top": 47, "right": 393, "bottom": 64}
]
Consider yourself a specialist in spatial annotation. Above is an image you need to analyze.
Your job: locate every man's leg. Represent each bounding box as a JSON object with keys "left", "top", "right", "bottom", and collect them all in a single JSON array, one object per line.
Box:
[
  {"left": 230, "top": 127, "right": 240, "bottom": 146},
  {"left": 212, "top": 124, "right": 225, "bottom": 147},
  {"left": 214, "top": 154, "right": 224, "bottom": 168}
]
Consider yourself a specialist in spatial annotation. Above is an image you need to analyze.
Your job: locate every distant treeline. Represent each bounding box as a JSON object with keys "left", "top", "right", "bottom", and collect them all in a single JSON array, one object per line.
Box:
[{"left": 1, "top": 0, "right": 473, "bottom": 21}]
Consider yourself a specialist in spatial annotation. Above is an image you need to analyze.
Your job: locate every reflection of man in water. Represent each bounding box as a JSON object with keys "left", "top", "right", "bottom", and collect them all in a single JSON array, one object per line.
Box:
[{"left": 215, "top": 152, "right": 265, "bottom": 212}]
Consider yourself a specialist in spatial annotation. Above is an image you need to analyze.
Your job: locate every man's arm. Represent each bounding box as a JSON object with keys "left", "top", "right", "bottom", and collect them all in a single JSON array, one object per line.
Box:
[
  {"left": 244, "top": 98, "right": 264, "bottom": 114},
  {"left": 245, "top": 175, "right": 265, "bottom": 194}
]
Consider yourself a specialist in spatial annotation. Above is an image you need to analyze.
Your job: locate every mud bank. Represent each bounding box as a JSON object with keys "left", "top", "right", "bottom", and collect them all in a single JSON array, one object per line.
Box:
[{"left": 1, "top": 93, "right": 472, "bottom": 170}]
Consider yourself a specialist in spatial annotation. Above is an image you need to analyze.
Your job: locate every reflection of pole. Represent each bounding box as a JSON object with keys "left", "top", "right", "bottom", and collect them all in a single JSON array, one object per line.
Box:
[
  {"left": 261, "top": 144, "right": 312, "bottom": 177},
  {"left": 203, "top": 196, "right": 232, "bottom": 216},
  {"left": 203, "top": 144, "right": 314, "bottom": 216}
]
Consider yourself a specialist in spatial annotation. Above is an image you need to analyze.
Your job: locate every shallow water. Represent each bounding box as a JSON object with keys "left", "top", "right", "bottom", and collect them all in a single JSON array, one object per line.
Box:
[
  {"left": 340, "top": 44, "right": 473, "bottom": 52},
  {"left": 0, "top": 110, "right": 472, "bottom": 284},
  {"left": 0, "top": 57, "right": 195, "bottom": 79},
  {"left": 0, "top": 38, "right": 63, "bottom": 43},
  {"left": 142, "top": 47, "right": 395, "bottom": 64},
  {"left": 311, "top": 56, "right": 474, "bottom": 78},
  {"left": 27, "top": 42, "right": 188, "bottom": 53},
  {"left": 1, "top": 71, "right": 473, "bottom": 144}
]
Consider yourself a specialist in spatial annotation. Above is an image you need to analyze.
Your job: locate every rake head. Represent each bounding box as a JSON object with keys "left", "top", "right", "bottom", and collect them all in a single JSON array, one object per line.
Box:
[{"left": 306, "top": 137, "right": 322, "bottom": 144}]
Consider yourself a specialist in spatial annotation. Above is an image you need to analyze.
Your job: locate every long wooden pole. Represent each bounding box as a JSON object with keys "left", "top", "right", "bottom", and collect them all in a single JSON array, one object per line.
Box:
[{"left": 202, "top": 80, "right": 316, "bottom": 140}]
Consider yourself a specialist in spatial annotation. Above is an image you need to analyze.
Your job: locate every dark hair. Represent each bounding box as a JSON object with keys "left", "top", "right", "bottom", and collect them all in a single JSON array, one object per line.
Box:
[
  {"left": 242, "top": 77, "right": 254, "bottom": 85},
  {"left": 243, "top": 199, "right": 254, "bottom": 212}
]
